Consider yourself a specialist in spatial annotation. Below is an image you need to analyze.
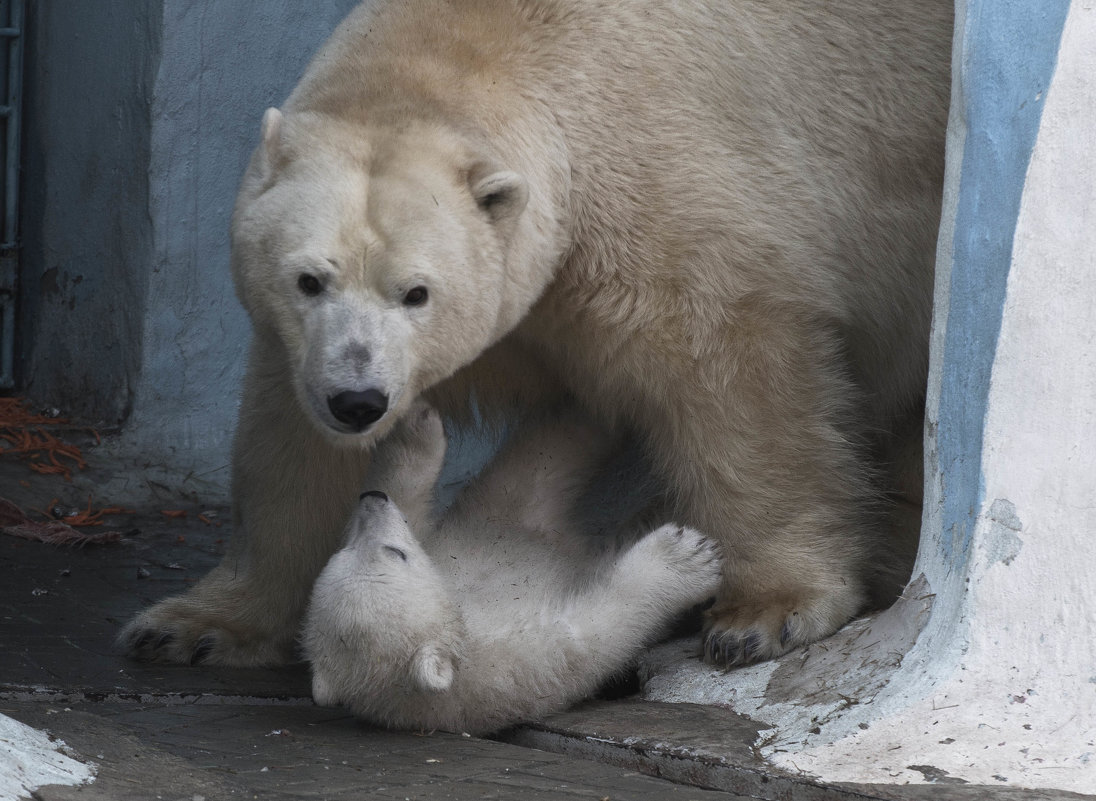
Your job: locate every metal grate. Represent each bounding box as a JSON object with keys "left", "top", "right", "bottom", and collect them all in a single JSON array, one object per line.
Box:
[{"left": 0, "top": 0, "right": 23, "bottom": 389}]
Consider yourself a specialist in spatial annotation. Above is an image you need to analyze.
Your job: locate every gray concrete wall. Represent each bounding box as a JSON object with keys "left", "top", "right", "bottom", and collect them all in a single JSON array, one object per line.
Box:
[
  {"left": 21, "top": 1, "right": 358, "bottom": 494},
  {"left": 21, "top": 0, "right": 162, "bottom": 424}
]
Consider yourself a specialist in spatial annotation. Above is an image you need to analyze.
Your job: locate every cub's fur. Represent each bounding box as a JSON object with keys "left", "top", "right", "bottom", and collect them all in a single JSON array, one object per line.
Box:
[{"left": 303, "top": 406, "right": 720, "bottom": 734}]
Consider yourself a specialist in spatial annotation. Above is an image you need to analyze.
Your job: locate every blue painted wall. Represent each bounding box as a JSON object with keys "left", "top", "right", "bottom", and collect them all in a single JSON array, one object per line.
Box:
[{"left": 933, "top": 0, "right": 1070, "bottom": 564}]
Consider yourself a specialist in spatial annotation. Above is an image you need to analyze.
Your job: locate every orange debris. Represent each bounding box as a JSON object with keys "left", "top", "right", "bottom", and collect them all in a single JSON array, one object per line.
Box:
[
  {"left": 0, "top": 397, "right": 98, "bottom": 481},
  {"left": 59, "top": 495, "right": 133, "bottom": 528}
]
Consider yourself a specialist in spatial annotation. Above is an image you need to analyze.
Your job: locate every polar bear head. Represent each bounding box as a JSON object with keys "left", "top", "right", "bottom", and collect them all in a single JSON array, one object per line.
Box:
[
  {"left": 303, "top": 491, "right": 464, "bottom": 709},
  {"left": 231, "top": 108, "right": 553, "bottom": 443}
]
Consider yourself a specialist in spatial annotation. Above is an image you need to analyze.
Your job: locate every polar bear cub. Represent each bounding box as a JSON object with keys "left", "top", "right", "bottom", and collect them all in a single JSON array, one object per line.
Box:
[{"left": 302, "top": 406, "right": 721, "bottom": 734}]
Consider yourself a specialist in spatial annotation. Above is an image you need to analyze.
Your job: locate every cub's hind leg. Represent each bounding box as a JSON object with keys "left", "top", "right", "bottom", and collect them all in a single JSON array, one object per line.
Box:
[{"left": 566, "top": 525, "right": 723, "bottom": 663}]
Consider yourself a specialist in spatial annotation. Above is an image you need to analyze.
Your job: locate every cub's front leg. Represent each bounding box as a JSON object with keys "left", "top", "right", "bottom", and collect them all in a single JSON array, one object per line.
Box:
[
  {"left": 119, "top": 340, "right": 373, "bottom": 666},
  {"left": 357, "top": 400, "right": 448, "bottom": 531}
]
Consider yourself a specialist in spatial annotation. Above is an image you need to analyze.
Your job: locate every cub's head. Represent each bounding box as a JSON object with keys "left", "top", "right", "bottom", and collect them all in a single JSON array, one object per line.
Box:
[
  {"left": 230, "top": 108, "right": 537, "bottom": 443},
  {"left": 302, "top": 491, "right": 464, "bottom": 710}
]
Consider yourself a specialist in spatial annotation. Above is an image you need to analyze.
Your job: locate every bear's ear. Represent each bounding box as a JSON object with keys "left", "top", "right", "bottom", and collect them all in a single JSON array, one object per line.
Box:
[
  {"left": 469, "top": 165, "right": 529, "bottom": 225},
  {"left": 261, "top": 107, "right": 283, "bottom": 153},
  {"left": 254, "top": 107, "right": 284, "bottom": 180},
  {"left": 410, "top": 642, "right": 455, "bottom": 693}
]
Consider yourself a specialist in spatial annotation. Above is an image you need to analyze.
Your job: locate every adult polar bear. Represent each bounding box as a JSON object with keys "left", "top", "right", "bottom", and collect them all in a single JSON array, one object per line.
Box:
[{"left": 122, "top": 0, "right": 951, "bottom": 667}]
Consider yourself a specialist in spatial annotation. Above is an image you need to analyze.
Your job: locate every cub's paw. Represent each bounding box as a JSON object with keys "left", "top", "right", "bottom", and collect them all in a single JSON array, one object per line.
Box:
[
  {"left": 702, "top": 585, "right": 864, "bottom": 668},
  {"left": 118, "top": 596, "right": 292, "bottom": 667},
  {"left": 636, "top": 524, "right": 723, "bottom": 603},
  {"left": 364, "top": 400, "right": 447, "bottom": 499},
  {"left": 397, "top": 400, "right": 446, "bottom": 464}
]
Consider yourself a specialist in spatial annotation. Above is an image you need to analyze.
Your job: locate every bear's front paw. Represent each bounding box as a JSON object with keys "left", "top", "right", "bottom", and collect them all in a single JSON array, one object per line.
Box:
[
  {"left": 118, "top": 596, "right": 293, "bottom": 667},
  {"left": 702, "top": 584, "right": 864, "bottom": 667}
]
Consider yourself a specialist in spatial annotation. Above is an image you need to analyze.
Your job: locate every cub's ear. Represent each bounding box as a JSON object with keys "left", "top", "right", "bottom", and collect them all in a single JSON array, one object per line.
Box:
[
  {"left": 410, "top": 642, "right": 455, "bottom": 693},
  {"left": 469, "top": 164, "right": 529, "bottom": 224}
]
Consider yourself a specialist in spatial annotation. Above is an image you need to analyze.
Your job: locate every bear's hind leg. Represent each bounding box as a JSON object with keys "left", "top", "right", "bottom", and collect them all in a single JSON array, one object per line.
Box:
[
  {"left": 690, "top": 419, "right": 874, "bottom": 667},
  {"left": 642, "top": 305, "right": 880, "bottom": 667}
]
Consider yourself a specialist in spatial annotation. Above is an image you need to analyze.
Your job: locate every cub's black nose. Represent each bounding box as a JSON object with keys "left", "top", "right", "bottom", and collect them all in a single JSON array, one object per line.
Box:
[
  {"left": 327, "top": 389, "right": 388, "bottom": 430},
  {"left": 360, "top": 490, "right": 388, "bottom": 502}
]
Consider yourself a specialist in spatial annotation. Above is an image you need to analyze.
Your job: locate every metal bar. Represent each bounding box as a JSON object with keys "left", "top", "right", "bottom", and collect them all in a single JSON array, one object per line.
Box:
[
  {"left": 0, "top": 0, "right": 22, "bottom": 387},
  {"left": 1, "top": 257, "right": 14, "bottom": 389},
  {"left": 5, "top": 0, "right": 24, "bottom": 246}
]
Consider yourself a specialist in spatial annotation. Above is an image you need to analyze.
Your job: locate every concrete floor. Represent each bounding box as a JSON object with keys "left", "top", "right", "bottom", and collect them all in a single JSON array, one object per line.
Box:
[{"left": 1, "top": 434, "right": 1091, "bottom": 800}]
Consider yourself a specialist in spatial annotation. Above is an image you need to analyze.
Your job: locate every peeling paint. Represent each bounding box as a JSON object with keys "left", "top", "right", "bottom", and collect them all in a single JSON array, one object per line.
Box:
[
  {"left": 985, "top": 498, "right": 1023, "bottom": 566},
  {"left": 907, "top": 764, "right": 968, "bottom": 785},
  {"left": 763, "top": 575, "right": 933, "bottom": 711}
]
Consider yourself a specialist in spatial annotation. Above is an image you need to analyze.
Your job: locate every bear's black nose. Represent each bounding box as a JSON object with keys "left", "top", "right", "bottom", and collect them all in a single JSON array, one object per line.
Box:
[
  {"left": 327, "top": 389, "right": 388, "bottom": 430},
  {"left": 360, "top": 490, "right": 388, "bottom": 502}
]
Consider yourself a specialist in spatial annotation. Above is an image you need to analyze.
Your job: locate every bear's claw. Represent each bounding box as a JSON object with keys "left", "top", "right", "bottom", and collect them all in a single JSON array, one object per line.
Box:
[
  {"left": 703, "top": 626, "right": 776, "bottom": 668},
  {"left": 120, "top": 624, "right": 168, "bottom": 661},
  {"left": 120, "top": 620, "right": 286, "bottom": 666},
  {"left": 152, "top": 631, "right": 176, "bottom": 651},
  {"left": 118, "top": 599, "right": 294, "bottom": 667},
  {"left": 701, "top": 585, "right": 864, "bottom": 667},
  {"left": 120, "top": 622, "right": 188, "bottom": 663},
  {"left": 703, "top": 629, "right": 765, "bottom": 667},
  {"left": 189, "top": 635, "right": 217, "bottom": 665}
]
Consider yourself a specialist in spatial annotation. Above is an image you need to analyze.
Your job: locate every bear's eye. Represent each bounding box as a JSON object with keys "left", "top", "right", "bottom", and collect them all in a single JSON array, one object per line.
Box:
[
  {"left": 402, "top": 286, "right": 428, "bottom": 307},
  {"left": 383, "top": 545, "right": 408, "bottom": 562},
  {"left": 479, "top": 190, "right": 507, "bottom": 210},
  {"left": 297, "top": 273, "right": 324, "bottom": 297}
]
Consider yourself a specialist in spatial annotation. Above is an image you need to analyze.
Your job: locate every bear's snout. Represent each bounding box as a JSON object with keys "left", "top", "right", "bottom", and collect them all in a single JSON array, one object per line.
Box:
[
  {"left": 360, "top": 490, "right": 389, "bottom": 503},
  {"left": 327, "top": 389, "right": 389, "bottom": 431}
]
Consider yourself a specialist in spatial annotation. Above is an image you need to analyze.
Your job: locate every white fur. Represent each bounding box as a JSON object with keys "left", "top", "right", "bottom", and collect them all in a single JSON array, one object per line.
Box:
[
  {"left": 120, "top": 0, "right": 950, "bottom": 668},
  {"left": 302, "top": 407, "right": 721, "bottom": 734}
]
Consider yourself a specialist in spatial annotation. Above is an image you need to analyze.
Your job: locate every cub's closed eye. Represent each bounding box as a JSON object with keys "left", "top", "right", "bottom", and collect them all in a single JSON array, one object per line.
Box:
[
  {"left": 403, "top": 286, "right": 428, "bottom": 306},
  {"left": 383, "top": 545, "right": 408, "bottom": 562},
  {"left": 297, "top": 274, "right": 323, "bottom": 296}
]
